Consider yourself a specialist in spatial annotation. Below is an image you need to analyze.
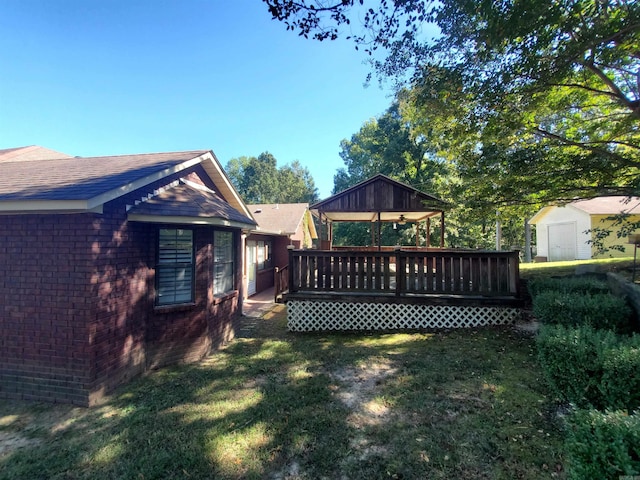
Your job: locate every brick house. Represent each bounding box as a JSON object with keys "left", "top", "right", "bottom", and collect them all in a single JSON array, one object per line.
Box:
[
  {"left": 0, "top": 146, "right": 256, "bottom": 405},
  {"left": 244, "top": 203, "right": 317, "bottom": 297}
]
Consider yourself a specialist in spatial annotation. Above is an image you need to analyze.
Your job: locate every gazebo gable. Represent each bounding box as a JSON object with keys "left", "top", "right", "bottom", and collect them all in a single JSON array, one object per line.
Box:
[{"left": 311, "top": 174, "right": 447, "bottom": 223}]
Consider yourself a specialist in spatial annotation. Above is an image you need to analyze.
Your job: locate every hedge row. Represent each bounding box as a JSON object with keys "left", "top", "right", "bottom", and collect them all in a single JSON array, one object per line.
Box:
[
  {"left": 532, "top": 291, "right": 632, "bottom": 333},
  {"left": 532, "top": 275, "right": 640, "bottom": 477},
  {"left": 528, "top": 276, "right": 610, "bottom": 297},
  {"left": 537, "top": 324, "right": 640, "bottom": 477},
  {"left": 537, "top": 324, "right": 640, "bottom": 410},
  {"left": 566, "top": 409, "right": 640, "bottom": 480}
]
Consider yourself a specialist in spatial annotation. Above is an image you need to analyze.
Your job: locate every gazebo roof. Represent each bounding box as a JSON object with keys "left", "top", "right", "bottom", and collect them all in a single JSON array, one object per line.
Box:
[{"left": 310, "top": 174, "right": 448, "bottom": 223}]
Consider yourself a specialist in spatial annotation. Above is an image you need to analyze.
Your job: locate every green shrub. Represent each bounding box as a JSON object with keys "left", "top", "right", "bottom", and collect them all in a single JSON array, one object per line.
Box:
[
  {"left": 566, "top": 409, "right": 640, "bottom": 480},
  {"left": 532, "top": 291, "right": 632, "bottom": 332},
  {"left": 536, "top": 325, "right": 617, "bottom": 407},
  {"left": 528, "top": 276, "right": 610, "bottom": 298},
  {"left": 600, "top": 340, "right": 640, "bottom": 412}
]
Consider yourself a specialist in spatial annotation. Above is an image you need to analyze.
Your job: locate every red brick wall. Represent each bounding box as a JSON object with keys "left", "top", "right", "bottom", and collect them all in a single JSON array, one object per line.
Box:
[
  {"left": 1, "top": 168, "right": 244, "bottom": 406},
  {"left": 0, "top": 213, "right": 94, "bottom": 405}
]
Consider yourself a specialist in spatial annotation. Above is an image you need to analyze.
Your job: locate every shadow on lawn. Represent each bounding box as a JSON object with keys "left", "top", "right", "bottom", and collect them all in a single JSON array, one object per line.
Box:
[{"left": 0, "top": 305, "right": 565, "bottom": 480}]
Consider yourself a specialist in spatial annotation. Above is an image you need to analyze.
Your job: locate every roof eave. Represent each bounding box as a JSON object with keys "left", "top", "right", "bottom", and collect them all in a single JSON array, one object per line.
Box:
[
  {"left": 0, "top": 200, "right": 103, "bottom": 214},
  {"left": 199, "top": 151, "right": 256, "bottom": 222},
  {"left": 127, "top": 213, "right": 256, "bottom": 229}
]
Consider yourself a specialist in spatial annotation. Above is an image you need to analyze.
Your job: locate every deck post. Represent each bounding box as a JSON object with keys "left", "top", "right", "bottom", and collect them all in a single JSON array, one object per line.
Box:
[
  {"left": 287, "top": 245, "right": 296, "bottom": 293},
  {"left": 395, "top": 247, "right": 404, "bottom": 297},
  {"left": 377, "top": 212, "right": 382, "bottom": 252}
]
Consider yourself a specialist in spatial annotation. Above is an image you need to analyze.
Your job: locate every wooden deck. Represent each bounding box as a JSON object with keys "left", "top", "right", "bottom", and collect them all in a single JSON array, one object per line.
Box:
[
  {"left": 285, "top": 249, "right": 520, "bottom": 299},
  {"left": 279, "top": 248, "right": 522, "bottom": 331}
]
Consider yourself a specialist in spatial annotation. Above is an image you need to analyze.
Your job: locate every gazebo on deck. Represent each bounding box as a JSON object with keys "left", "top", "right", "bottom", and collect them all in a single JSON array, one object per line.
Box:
[
  {"left": 312, "top": 174, "right": 448, "bottom": 250},
  {"left": 282, "top": 175, "right": 522, "bottom": 332}
]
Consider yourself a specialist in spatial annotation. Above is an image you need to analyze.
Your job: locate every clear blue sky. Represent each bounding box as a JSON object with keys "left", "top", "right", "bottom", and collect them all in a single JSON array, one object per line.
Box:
[{"left": 0, "top": 0, "right": 395, "bottom": 199}]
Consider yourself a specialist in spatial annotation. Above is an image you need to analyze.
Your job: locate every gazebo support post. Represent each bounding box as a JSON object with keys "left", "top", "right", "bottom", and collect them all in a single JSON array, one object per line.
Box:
[
  {"left": 377, "top": 212, "right": 382, "bottom": 252},
  {"left": 426, "top": 217, "right": 431, "bottom": 248},
  {"left": 440, "top": 212, "right": 445, "bottom": 247}
]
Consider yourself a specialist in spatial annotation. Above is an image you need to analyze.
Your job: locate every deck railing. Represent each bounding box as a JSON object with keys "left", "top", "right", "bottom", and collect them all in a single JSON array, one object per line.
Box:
[
  {"left": 288, "top": 249, "right": 520, "bottom": 297},
  {"left": 274, "top": 265, "right": 289, "bottom": 302}
]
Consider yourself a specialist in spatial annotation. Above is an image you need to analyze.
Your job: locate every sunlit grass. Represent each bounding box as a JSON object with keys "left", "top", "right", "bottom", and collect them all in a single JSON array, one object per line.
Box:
[
  {"left": 0, "top": 307, "right": 566, "bottom": 479},
  {"left": 520, "top": 256, "right": 634, "bottom": 278}
]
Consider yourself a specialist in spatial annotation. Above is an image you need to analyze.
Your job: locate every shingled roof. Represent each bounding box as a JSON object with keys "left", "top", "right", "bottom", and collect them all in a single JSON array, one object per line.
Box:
[
  {"left": 128, "top": 180, "right": 256, "bottom": 229},
  {"left": 0, "top": 150, "right": 208, "bottom": 201},
  {"left": 247, "top": 203, "right": 316, "bottom": 236},
  {"left": 0, "top": 145, "right": 72, "bottom": 162},
  {"left": 0, "top": 148, "right": 255, "bottom": 225},
  {"left": 530, "top": 196, "right": 640, "bottom": 224}
]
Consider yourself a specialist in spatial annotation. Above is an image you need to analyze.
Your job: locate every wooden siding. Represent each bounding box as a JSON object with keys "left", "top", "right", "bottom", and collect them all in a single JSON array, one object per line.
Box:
[{"left": 317, "top": 178, "right": 440, "bottom": 213}]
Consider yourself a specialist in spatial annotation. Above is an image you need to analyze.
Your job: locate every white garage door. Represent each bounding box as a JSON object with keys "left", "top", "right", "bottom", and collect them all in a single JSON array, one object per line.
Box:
[{"left": 548, "top": 222, "right": 576, "bottom": 261}]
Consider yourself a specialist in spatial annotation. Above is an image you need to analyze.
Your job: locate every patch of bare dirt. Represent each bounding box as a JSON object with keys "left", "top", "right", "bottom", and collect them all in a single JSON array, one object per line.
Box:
[
  {"left": 329, "top": 361, "right": 399, "bottom": 464},
  {"left": 0, "top": 403, "right": 89, "bottom": 459}
]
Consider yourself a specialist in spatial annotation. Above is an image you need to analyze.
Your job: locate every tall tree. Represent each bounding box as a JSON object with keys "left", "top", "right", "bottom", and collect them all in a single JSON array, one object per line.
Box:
[
  {"left": 335, "top": 102, "right": 446, "bottom": 192},
  {"left": 226, "top": 152, "right": 319, "bottom": 204},
  {"left": 333, "top": 102, "right": 455, "bottom": 246},
  {"left": 264, "top": 0, "right": 640, "bottom": 203},
  {"left": 265, "top": 0, "right": 640, "bottom": 253}
]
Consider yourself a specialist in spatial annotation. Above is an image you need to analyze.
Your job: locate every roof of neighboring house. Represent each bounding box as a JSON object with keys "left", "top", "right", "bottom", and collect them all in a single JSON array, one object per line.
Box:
[
  {"left": 0, "top": 147, "right": 255, "bottom": 226},
  {"left": 530, "top": 196, "right": 640, "bottom": 224},
  {"left": 248, "top": 203, "right": 317, "bottom": 238},
  {"left": 128, "top": 180, "right": 256, "bottom": 229},
  {"left": 570, "top": 196, "right": 640, "bottom": 215},
  {"left": 0, "top": 145, "right": 72, "bottom": 162}
]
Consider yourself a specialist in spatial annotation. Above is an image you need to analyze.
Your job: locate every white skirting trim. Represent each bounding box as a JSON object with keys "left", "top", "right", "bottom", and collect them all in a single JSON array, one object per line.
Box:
[{"left": 287, "top": 300, "right": 520, "bottom": 332}]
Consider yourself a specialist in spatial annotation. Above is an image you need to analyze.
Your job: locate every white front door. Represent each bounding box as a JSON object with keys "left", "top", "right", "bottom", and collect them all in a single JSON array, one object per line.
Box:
[
  {"left": 246, "top": 241, "right": 257, "bottom": 296},
  {"left": 548, "top": 222, "right": 576, "bottom": 261}
]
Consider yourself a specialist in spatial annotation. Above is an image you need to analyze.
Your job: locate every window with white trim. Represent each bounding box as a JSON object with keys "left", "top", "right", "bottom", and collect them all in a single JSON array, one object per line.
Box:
[
  {"left": 157, "top": 228, "right": 194, "bottom": 305},
  {"left": 214, "top": 230, "right": 234, "bottom": 295}
]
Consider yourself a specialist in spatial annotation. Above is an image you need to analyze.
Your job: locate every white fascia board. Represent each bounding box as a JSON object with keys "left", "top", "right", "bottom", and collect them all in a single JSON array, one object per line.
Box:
[
  {"left": 0, "top": 200, "right": 103, "bottom": 214},
  {"left": 199, "top": 151, "right": 256, "bottom": 221},
  {"left": 85, "top": 154, "right": 207, "bottom": 210},
  {"left": 127, "top": 213, "right": 255, "bottom": 230},
  {"left": 250, "top": 226, "right": 288, "bottom": 236},
  {"left": 529, "top": 206, "right": 553, "bottom": 225}
]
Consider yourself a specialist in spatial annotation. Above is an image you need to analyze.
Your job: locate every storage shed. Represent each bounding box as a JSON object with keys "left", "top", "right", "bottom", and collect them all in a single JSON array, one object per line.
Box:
[{"left": 529, "top": 196, "right": 640, "bottom": 261}]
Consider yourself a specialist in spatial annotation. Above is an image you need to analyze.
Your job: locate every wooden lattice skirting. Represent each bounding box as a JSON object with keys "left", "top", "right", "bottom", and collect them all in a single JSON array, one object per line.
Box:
[{"left": 287, "top": 298, "right": 521, "bottom": 332}]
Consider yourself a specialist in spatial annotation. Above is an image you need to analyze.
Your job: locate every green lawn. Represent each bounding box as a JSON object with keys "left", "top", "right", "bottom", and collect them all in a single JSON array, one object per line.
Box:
[
  {"left": 520, "top": 256, "right": 635, "bottom": 279},
  {"left": 0, "top": 304, "right": 566, "bottom": 480}
]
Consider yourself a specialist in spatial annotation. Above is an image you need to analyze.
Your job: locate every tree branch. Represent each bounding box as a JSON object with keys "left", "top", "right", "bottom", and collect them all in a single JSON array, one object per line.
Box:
[
  {"left": 581, "top": 59, "right": 638, "bottom": 113},
  {"left": 533, "top": 127, "right": 640, "bottom": 168}
]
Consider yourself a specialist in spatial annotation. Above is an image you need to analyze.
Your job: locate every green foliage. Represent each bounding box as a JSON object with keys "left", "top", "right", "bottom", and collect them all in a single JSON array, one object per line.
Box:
[
  {"left": 566, "top": 409, "right": 640, "bottom": 480},
  {"left": 226, "top": 152, "right": 318, "bottom": 204},
  {"left": 601, "top": 343, "right": 640, "bottom": 412},
  {"left": 537, "top": 324, "right": 640, "bottom": 410},
  {"left": 332, "top": 102, "right": 455, "bottom": 247},
  {"left": 527, "top": 276, "right": 610, "bottom": 297},
  {"left": 265, "top": 0, "right": 640, "bottom": 224},
  {"left": 532, "top": 291, "right": 632, "bottom": 332},
  {"left": 536, "top": 325, "right": 617, "bottom": 407}
]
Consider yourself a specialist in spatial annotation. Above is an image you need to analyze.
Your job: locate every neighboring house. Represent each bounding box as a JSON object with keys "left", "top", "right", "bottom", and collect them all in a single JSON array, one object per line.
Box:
[
  {"left": 0, "top": 146, "right": 256, "bottom": 405},
  {"left": 244, "top": 203, "right": 317, "bottom": 297},
  {"left": 530, "top": 196, "right": 640, "bottom": 261}
]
